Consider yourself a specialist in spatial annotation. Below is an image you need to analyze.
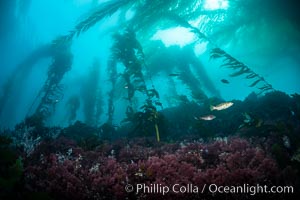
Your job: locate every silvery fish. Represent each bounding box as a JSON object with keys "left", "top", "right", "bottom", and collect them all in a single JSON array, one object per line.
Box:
[
  {"left": 195, "top": 115, "right": 216, "bottom": 121},
  {"left": 201, "top": 115, "right": 216, "bottom": 120},
  {"left": 210, "top": 102, "right": 233, "bottom": 111}
]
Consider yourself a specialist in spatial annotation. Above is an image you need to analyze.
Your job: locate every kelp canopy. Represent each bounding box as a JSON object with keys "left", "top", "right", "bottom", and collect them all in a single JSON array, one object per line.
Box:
[{"left": 0, "top": 0, "right": 299, "bottom": 127}]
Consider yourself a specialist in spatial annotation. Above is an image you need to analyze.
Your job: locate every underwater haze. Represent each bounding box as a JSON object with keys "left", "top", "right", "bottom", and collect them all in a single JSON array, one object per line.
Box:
[
  {"left": 0, "top": 0, "right": 300, "bottom": 199},
  {"left": 0, "top": 0, "right": 300, "bottom": 128}
]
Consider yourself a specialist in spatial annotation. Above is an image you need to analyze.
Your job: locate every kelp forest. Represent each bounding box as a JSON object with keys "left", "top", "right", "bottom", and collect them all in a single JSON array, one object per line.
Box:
[{"left": 0, "top": 0, "right": 300, "bottom": 199}]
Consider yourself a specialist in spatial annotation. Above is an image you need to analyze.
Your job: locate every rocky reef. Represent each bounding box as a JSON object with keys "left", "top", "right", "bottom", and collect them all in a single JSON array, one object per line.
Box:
[{"left": 0, "top": 91, "right": 299, "bottom": 199}]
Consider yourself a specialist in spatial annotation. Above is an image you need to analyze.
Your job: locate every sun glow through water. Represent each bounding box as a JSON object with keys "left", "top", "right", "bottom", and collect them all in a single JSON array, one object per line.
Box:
[
  {"left": 151, "top": 27, "right": 196, "bottom": 47},
  {"left": 203, "top": 0, "right": 229, "bottom": 10}
]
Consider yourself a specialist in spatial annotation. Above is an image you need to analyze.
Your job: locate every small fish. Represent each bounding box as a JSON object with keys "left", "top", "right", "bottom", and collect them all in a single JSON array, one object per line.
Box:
[
  {"left": 221, "top": 79, "right": 229, "bottom": 84},
  {"left": 210, "top": 102, "right": 233, "bottom": 111},
  {"left": 195, "top": 115, "right": 216, "bottom": 121},
  {"left": 243, "top": 112, "right": 252, "bottom": 123},
  {"left": 169, "top": 73, "right": 180, "bottom": 77},
  {"left": 200, "top": 115, "right": 216, "bottom": 120}
]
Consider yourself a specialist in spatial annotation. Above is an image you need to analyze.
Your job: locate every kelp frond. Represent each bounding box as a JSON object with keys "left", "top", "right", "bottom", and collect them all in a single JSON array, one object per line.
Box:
[
  {"left": 52, "top": 0, "right": 136, "bottom": 45},
  {"left": 210, "top": 48, "right": 274, "bottom": 94},
  {"left": 163, "top": 12, "right": 208, "bottom": 41},
  {"left": 229, "top": 67, "right": 250, "bottom": 77},
  {"left": 249, "top": 79, "right": 261, "bottom": 87},
  {"left": 73, "top": 0, "right": 135, "bottom": 39}
]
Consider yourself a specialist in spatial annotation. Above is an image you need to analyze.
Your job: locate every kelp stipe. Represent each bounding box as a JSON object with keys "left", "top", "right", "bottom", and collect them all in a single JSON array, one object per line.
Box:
[
  {"left": 108, "top": 28, "right": 163, "bottom": 141},
  {"left": 31, "top": 37, "right": 73, "bottom": 119}
]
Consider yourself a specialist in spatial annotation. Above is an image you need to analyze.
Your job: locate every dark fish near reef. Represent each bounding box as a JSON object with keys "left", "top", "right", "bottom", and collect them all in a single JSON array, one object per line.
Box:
[
  {"left": 210, "top": 102, "right": 233, "bottom": 111},
  {"left": 239, "top": 112, "right": 264, "bottom": 129},
  {"left": 221, "top": 79, "right": 229, "bottom": 84},
  {"left": 244, "top": 112, "right": 252, "bottom": 123},
  {"left": 194, "top": 115, "right": 216, "bottom": 121}
]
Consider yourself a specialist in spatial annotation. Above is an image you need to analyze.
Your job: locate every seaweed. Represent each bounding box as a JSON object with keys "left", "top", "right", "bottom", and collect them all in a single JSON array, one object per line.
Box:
[
  {"left": 108, "top": 28, "right": 163, "bottom": 141},
  {"left": 110, "top": 28, "right": 147, "bottom": 104},
  {"left": 61, "top": 121, "right": 101, "bottom": 150},
  {"left": 2, "top": 0, "right": 297, "bottom": 142},
  {"left": 63, "top": 0, "right": 135, "bottom": 43},
  {"left": 128, "top": 99, "right": 164, "bottom": 142},
  {"left": 210, "top": 48, "right": 274, "bottom": 95},
  {"left": 249, "top": 79, "right": 261, "bottom": 87},
  {"left": 65, "top": 95, "right": 80, "bottom": 125},
  {"left": 81, "top": 60, "right": 103, "bottom": 127},
  {"left": 106, "top": 59, "right": 118, "bottom": 125},
  {"left": 29, "top": 38, "right": 73, "bottom": 120}
]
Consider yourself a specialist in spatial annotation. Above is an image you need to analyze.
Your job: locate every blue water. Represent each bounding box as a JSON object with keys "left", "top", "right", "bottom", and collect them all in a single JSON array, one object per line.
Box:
[
  {"left": 0, "top": 0, "right": 300, "bottom": 128},
  {"left": 1, "top": 1, "right": 300, "bottom": 199}
]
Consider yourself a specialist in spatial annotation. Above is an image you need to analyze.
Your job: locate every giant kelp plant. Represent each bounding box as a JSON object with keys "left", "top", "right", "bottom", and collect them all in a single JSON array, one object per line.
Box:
[
  {"left": 81, "top": 60, "right": 103, "bottom": 127},
  {"left": 2, "top": 0, "right": 298, "bottom": 125},
  {"left": 30, "top": 37, "right": 73, "bottom": 119},
  {"left": 0, "top": 1, "right": 300, "bottom": 198},
  {"left": 107, "top": 28, "right": 163, "bottom": 141}
]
